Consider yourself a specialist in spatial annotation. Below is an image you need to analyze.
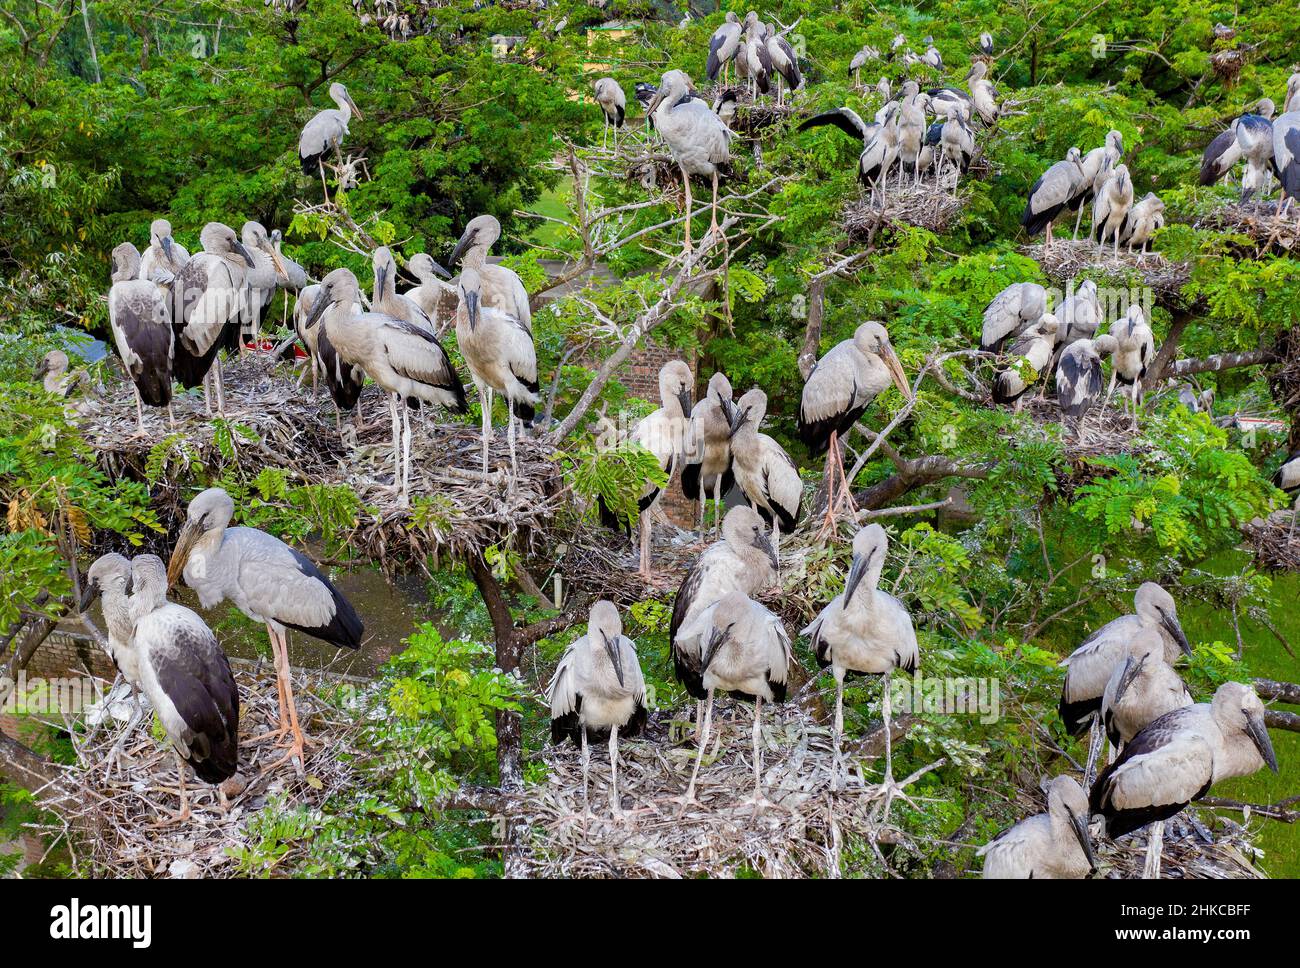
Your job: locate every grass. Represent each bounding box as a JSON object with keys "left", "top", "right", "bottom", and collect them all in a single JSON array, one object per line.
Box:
[{"left": 523, "top": 178, "right": 575, "bottom": 252}]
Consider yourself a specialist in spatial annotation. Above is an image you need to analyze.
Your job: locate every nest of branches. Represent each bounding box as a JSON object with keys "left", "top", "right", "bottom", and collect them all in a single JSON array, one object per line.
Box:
[
  {"left": 78, "top": 356, "right": 568, "bottom": 574},
  {"left": 844, "top": 180, "right": 967, "bottom": 240},
  {"left": 1244, "top": 512, "right": 1300, "bottom": 572},
  {"left": 1026, "top": 239, "right": 1192, "bottom": 306},
  {"left": 1010, "top": 394, "right": 1145, "bottom": 467},
  {"left": 1195, "top": 200, "right": 1300, "bottom": 256},
  {"left": 37, "top": 662, "right": 360, "bottom": 878},
  {"left": 1267, "top": 324, "right": 1300, "bottom": 431},
  {"left": 515, "top": 698, "right": 942, "bottom": 878}
]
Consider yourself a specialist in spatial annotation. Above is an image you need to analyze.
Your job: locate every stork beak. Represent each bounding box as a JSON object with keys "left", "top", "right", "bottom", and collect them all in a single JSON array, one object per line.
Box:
[
  {"left": 717, "top": 393, "right": 735, "bottom": 426},
  {"left": 752, "top": 529, "right": 778, "bottom": 572},
  {"left": 1067, "top": 807, "right": 1100, "bottom": 873},
  {"left": 462, "top": 287, "right": 480, "bottom": 330},
  {"left": 449, "top": 228, "right": 477, "bottom": 268},
  {"left": 1160, "top": 610, "right": 1193, "bottom": 658},
  {"left": 264, "top": 241, "right": 287, "bottom": 278},
  {"left": 601, "top": 631, "right": 625, "bottom": 688},
  {"left": 728, "top": 407, "right": 750, "bottom": 439},
  {"left": 882, "top": 344, "right": 911, "bottom": 401},
  {"left": 702, "top": 625, "right": 729, "bottom": 672},
  {"left": 33, "top": 359, "right": 49, "bottom": 381},
  {"left": 303, "top": 289, "right": 332, "bottom": 331},
  {"left": 427, "top": 259, "right": 453, "bottom": 281},
  {"left": 1112, "top": 653, "right": 1146, "bottom": 706},
  {"left": 234, "top": 241, "right": 255, "bottom": 267},
  {"left": 844, "top": 546, "right": 876, "bottom": 602},
  {"left": 677, "top": 386, "right": 693, "bottom": 417},
  {"left": 77, "top": 578, "right": 100, "bottom": 613},
  {"left": 162, "top": 236, "right": 174, "bottom": 262},
  {"left": 375, "top": 263, "right": 388, "bottom": 299},
  {"left": 167, "top": 521, "right": 202, "bottom": 589},
  {"left": 647, "top": 88, "right": 666, "bottom": 117},
  {"left": 345, "top": 92, "right": 363, "bottom": 120},
  {"left": 1245, "top": 710, "right": 1279, "bottom": 774}
]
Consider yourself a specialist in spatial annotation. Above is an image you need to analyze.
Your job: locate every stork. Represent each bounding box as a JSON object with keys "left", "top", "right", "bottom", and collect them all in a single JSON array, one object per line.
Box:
[
  {"left": 372, "top": 245, "right": 436, "bottom": 334},
  {"left": 1235, "top": 100, "right": 1276, "bottom": 201},
  {"left": 677, "top": 591, "right": 791, "bottom": 807},
  {"left": 270, "top": 229, "right": 307, "bottom": 292},
  {"left": 797, "top": 106, "right": 898, "bottom": 207},
  {"left": 993, "top": 314, "right": 1058, "bottom": 408},
  {"left": 647, "top": 69, "right": 733, "bottom": 252},
  {"left": 939, "top": 115, "right": 976, "bottom": 180},
  {"left": 670, "top": 505, "right": 778, "bottom": 740},
  {"left": 706, "top": 12, "right": 742, "bottom": 85},
  {"left": 138, "top": 218, "right": 189, "bottom": 282},
  {"left": 238, "top": 221, "right": 287, "bottom": 350},
  {"left": 298, "top": 82, "right": 362, "bottom": 195},
  {"left": 547, "top": 601, "right": 647, "bottom": 819},
  {"left": 849, "top": 45, "right": 879, "bottom": 88},
  {"left": 1093, "top": 163, "right": 1134, "bottom": 255},
  {"left": 897, "top": 81, "right": 928, "bottom": 186},
  {"left": 108, "top": 241, "right": 174, "bottom": 432},
  {"left": 920, "top": 44, "right": 943, "bottom": 77},
  {"left": 978, "top": 775, "right": 1097, "bottom": 878},
  {"left": 33, "top": 350, "right": 77, "bottom": 396},
  {"left": 1022, "top": 147, "right": 1085, "bottom": 250},
  {"left": 82, "top": 554, "right": 145, "bottom": 732},
  {"left": 170, "top": 222, "right": 255, "bottom": 415},
  {"left": 1104, "top": 305, "right": 1154, "bottom": 427},
  {"left": 1049, "top": 279, "right": 1101, "bottom": 384},
  {"left": 1092, "top": 681, "right": 1277, "bottom": 879},
  {"left": 1271, "top": 107, "right": 1300, "bottom": 212},
  {"left": 1101, "top": 626, "right": 1193, "bottom": 753},
  {"left": 764, "top": 22, "right": 801, "bottom": 107},
  {"left": 593, "top": 77, "right": 626, "bottom": 150},
  {"left": 1120, "top": 193, "right": 1165, "bottom": 256},
  {"left": 741, "top": 13, "right": 771, "bottom": 98},
  {"left": 681, "top": 371, "right": 735, "bottom": 537},
  {"left": 295, "top": 283, "right": 367, "bottom": 428},
  {"left": 1059, "top": 581, "right": 1192, "bottom": 787},
  {"left": 977, "top": 31, "right": 994, "bottom": 57},
  {"left": 980, "top": 281, "right": 1047, "bottom": 353},
  {"left": 448, "top": 214, "right": 532, "bottom": 333},
  {"left": 167, "top": 487, "right": 363, "bottom": 772},
  {"left": 1055, "top": 334, "right": 1118, "bottom": 430},
  {"left": 926, "top": 87, "right": 972, "bottom": 124},
  {"left": 1069, "top": 130, "right": 1124, "bottom": 239},
  {"left": 729, "top": 388, "right": 803, "bottom": 564},
  {"left": 402, "top": 253, "right": 457, "bottom": 331},
  {"left": 802, "top": 524, "right": 919, "bottom": 800},
  {"left": 1274, "top": 448, "right": 1300, "bottom": 494},
  {"left": 1199, "top": 100, "right": 1272, "bottom": 189},
  {"left": 964, "top": 60, "right": 999, "bottom": 125},
  {"left": 306, "top": 267, "right": 468, "bottom": 499}
]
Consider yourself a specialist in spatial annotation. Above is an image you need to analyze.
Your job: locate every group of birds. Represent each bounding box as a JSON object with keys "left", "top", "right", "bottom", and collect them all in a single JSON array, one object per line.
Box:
[
  {"left": 983, "top": 279, "right": 1157, "bottom": 431},
  {"left": 982, "top": 582, "right": 1277, "bottom": 879},
  {"left": 1199, "top": 72, "right": 1300, "bottom": 206}
]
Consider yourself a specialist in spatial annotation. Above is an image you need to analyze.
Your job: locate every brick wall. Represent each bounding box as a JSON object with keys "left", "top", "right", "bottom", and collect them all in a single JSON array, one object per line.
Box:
[
  {"left": 621, "top": 339, "right": 697, "bottom": 528},
  {"left": 1, "top": 627, "right": 110, "bottom": 746}
]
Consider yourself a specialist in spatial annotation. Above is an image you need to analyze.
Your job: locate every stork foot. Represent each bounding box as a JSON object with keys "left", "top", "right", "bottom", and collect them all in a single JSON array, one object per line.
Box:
[{"left": 148, "top": 803, "right": 192, "bottom": 828}]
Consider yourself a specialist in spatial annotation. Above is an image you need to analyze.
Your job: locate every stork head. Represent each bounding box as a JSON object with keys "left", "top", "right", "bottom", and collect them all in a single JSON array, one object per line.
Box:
[
  {"left": 149, "top": 218, "right": 176, "bottom": 262},
  {"left": 1064, "top": 146, "right": 1083, "bottom": 172},
  {"left": 844, "top": 523, "right": 888, "bottom": 602},
  {"left": 1106, "top": 129, "right": 1124, "bottom": 156},
  {"left": 658, "top": 360, "right": 694, "bottom": 418},
  {"left": 449, "top": 214, "right": 502, "bottom": 267},
  {"left": 1091, "top": 333, "right": 1118, "bottom": 357},
  {"left": 721, "top": 505, "right": 778, "bottom": 573},
  {"left": 1112, "top": 626, "right": 1164, "bottom": 705},
  {"left": 1134, "top": 581, "right": 1192, "bottom": 659},
  {"left": 329, "top": 82, "right": 362, "bottom": 120},
  {"left": 1125, "top": 303, "right": 1146, "bottom": 332},
  {"left": 372, "top": 245, "right": 397, "bottom": 301},
  {"left": 728, "top": 387, "right": 767, "bottom": 438},
  {"left": 1037, "top": 313, "right": 1060, "bottom": 340},
  {"left": 647, "top": 70, "right": 691, "bottom": 116},
  {"left": 707, "top": 371, "right": 734, "bottom": 423},
  {"left": 1255, "top": 98, "right": 1275, "bottom": 120},
  {"left": 200, "top": 222, "right": 254, "bottom": 267},
  {"left": 33, "top": 349, "right": 68, "bottom": 383},
  {"left": 588, "top": 600, "right": 626, "bottom": 687},
  {"left": 1212, "top": 682, "right": 1278, "bottom": 774},
  {"left": 1045, "top": 775, "right": 1099, "bottom": 873},
  {"left": 168, "top": 487, "right": 235, "bottom": 588},
  {"left": 1110, "top": 162, "right": 1131, "bottom": 193},
  {"left": 243, "top": 220, "right": 286, "bottom": 277},
  {"left": 83, "top": 553, "right": 133, "bottom": 612},
  {"left": 965, "top": 60, "right": 987, "bottom": 82},
  {"left": 852, "top": 322, "right": 911, "bottom": 400},
  {"left": 702, "top": 592, "right": 749, "bottom": 671},
  {"left": 129, "top": 554, "right": 170, "bottom": 616},
  {"left": 457, "top": 265, "right": 483, "bottom": 330},
  {"left": 304, "top": 267, "right": 361, "bottom": 332},
  {"left": 725, "top": 10, "right": 738, "bottom": 23},
  {"left": 111, "top": 242, "right": 142, "bottom": 283},
  {"left": 901, "top": 79, "right": 920, "bottom": 99},
  {"left": 408, "top": 252, "right": 452, "bottom": 284}
]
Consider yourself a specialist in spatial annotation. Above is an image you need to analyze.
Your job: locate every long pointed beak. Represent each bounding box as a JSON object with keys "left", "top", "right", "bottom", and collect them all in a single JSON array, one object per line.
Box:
[
  {"left": 449, "top": 230, "right": 476, "bottom": 268},
  {"left": 883, "top": 345, "right": 911, "bottom": 400},
  {"left": 346, "top": 94, "right": 363, "bottom": 120},
  {"left": 717, "top": 394, "right": 735, "bottom": 426},
  {"left": 463, "top": 287, "right": 480, "bottom": 330},
  {"left": 844, "top": 547, "right": 876, "bottom": 602},
  {"left": 647, "top": 89, "right": 666, "bottom": 117},
  {"left": 77, "top": 580, "right": 99, "bottom": 613},
  {"left": 1162, "top": 612, "right": 1193, "bottom": 658},
  {"left": 602, "top": 631, "right": 625, "bottom": 688},
  {"left": 728, "top": 408, "right": 750, "bottom": 439},
  {"left": 375, "top": 263, "right": 388, "bottom": 300},
  {"left": 234, "top": 241, "right": 255, "bottom": 267},
  {"left": 1245, "top": 711, "right": 1279, "bottom": 773},
  {"left": 33, "top": 361, "right": 49, "bottom": 381},
  {"left": 265, "top": 242, "right": 287, "bottom": 278},
  {"left": 428, "top": 259, "right": 452, "bottom": 280},
  {"left": 677, "top": 387, "right": 693, "bottom": 417},
  {"left": 303, "top": 290, "right": 332, "bottom": 331},
  {"left": 162, "top": 236, "right": 174, "bottom": 262},
  {"left": 167, "top": 522, "right": 202, "bottom": 589},
  {"left": 753, "top": 531, "right": 778, "bottom": 572},
  {"left": 1113, "top": 654, "right": 1146, "bottom": 707},
  {"left": 1067, "top": 807, "right": 1100, "bottom": 873}
]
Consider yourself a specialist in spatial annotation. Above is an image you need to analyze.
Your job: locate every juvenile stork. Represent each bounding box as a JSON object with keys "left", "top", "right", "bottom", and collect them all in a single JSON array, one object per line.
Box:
[
  {"left": 741, "top": 12, "right": 772, "bottom": 98},
  {"left": 1022, "top": 147, "right": 1085, "bottom": 250},
  {"left": 1059, "top": 581, "right": 1192, "bottom": 785},
  {"left": 82, "top": 554, "right": 143, "bottom": 712},
  {"left": 33, "top": 350, "right": 76, "bottom": 396},
  {"left": 730, "top": 388, "right": 803, "bottom": 563},
  {"left": 796, "top": 106, "right": 898, "bottom": 207},
  {"left": 849, "top": 45, "right": 879, "bottom": 88},
  {"left": 298, "top": 82, "right": 362, "bottom": 193},
  {"left": 296, "top": 284, "right": 367, "bottom": 426},
  {"left": 706, "top": 12, "right": 742, "bottom": 84},
  {"left": 1235, "top": 100, "right": 1276, "bottom": 201},
  {"left": 238, "top": 221, "right": 287, "bottom": 349},
  {"left": 372, "top": 245, "right": 436, "bottom": 334},
  {"left": 1104, "top": 306, "right": 1155, "bottom": 427},
  {"left": 1093, "top": 163, "right": 1134, "bottom": 254},
  {"left": 1092, "top": 681, "right": 1277, "bottom": 878},
  {"left": 448, "top": 214, "right": 532, "bottom": 332},
  {"left": 677, "top": 590, "right": 792, "bottom": 806},
  {"left": 126, "top": 554, "right": 239, "bottom": 822},
  {"left": 109, "top": 242, "right": 174, "bottom": 432},
  {"left": 993, "top": 314, "right": 1058, "bottom": 408},
  {"left": 1050, "top": 279, "right": 1101, "bottom": 379},
  {"left": 1120, "top": 193, "right": 1166, "bottom": 255},
  {"left": 764, "top": 22, "right": 801, "bottom": 107},
  {"left": 681, "top": 371, "right": 735, "bottom": 537},
  {"left": 897, "top": 81, "right": 928, "bottom": 186},
  {"left": 547, "top": 601, "right": 647, "bottom": 819},
  {"left": 1055, "top": 334, "right": 1118, "bottom": 430},
  {"left": 1275, "top": 108, "right": 1300, "bottom": 211},
  {"left": 978, "top": 776, "right": 1098, "bottom": 879},
  {"left": 170, "top": 222, "right": 255, "bottom": 415},
  {"left": 647, "top": 69, "right": 733, "bottom": 252},
  {"left": 593, "top": 77, "right": 626, "bottom": 149},
  {"left": 964, "top": 60, "right": 999, "bottom": 125},
  {"left": 670, "top": 506, "right": 778, "bottom": 736},
  {"left": 168, "top": 487, "right": 363, "bottom": 772},
  {"left": 802, "top": 524, "right": 918, "bottom": 798},
  {"left": 981, "top": 281, "right": 1047, "bottom": 353},
  {"left": 403, "top": 253, "right": 457, "bottom": 330},
  {"left": 138, "top": 218, "right": 189, "bottom": 283},
  {"left": 270, "top": 229, "right": 307, "bottom": 292},
  {"left": 1068, "top": 130, "right": 1124, "bottom": 238},
  {"left": 623, "top": 360, "right": 693, "bottom": 578},
  {"left": 455, "top": 265, "right": 539, "bottom": 477},
  {"left": 1100, "top": 626, "right": 1193, "bottom": 753},
  {"left": 307, "top": 267, "right": 468, "bottom": 498}
]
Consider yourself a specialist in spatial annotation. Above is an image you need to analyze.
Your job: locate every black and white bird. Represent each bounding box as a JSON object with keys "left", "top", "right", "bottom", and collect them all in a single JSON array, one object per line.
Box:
[
  {"left": 920, "top": 43, "right": 943, "bottom": 76},
  {"left": 926, "top": 87, "right": 972, "bottom": 124},
  {"left": 1272, "top": 106, "right": 1300, "bottom": 210},
  {"left": 1274, "top": 448, "right": 1300, "bottom": 494},
  {"left": 796, "top": 106, "right": 898, "bottom": 206},
  {"left": 677, "top": 590, "right": 791, "bottom": 806},
  {"left": 1055, "top": 334, "right": 1118, "bottom": 427},
  {"left": 1104, "top": 305, "right": 1155, "bottom": 427},
  {"left": 448, "top": 214, "right": 533, "bottom": 333},
  {"left": 1199, "top": 100, "right": 1272, "bottom": 189},
  {"left": 1100, "top": 626, "right": 1192, "bottom": 753},
  {"left": 1050, "top": 279, "right": 1101, "bottom": 380},
  {"left": 741, "top": 12, "right": 772, "bottom": 98},
  {"left": 1093, "top": 163, "right": 1134, "bottom": 254},
  {"left": 237, "top": 221, "right": 287, "bottom": 349},
  {"left": 729, "top": 388, "right": 803, "bottom": 562},
  {"left": 896, "top": 81, "right": 928, "bottom": 186},
  {"left": 706, "top": 11, "right": 743, "bottom": 84},
  {"left": 993, "top": 314, "right": 1058, "bottom": 407},
  {"left": 33, "top": 350, "right": 77, "bottom": 396},
  {"left": 1022, "top": 147, "right": 1085, "bottom": 248},
  {"left": 1235, "top": 100, "right": 1276, "bottom": 201},
  {"left": 371, "top": 245, "right": 436, "bottom": 335},
  {"left": 977, "top": 31, "right": 995, "bottom": 57},
  {"left": 980, "top": 281, "right": 1047, "bottom": 353},
  {"left": 167, "top": 487, "right": 363, "bottom": 771},
  {"left": 298, "top": 82, "right": 362, "bottom": 191},
  {"left": 108, "top": 241, "right": 173, "bottom": 431},
  {"left": 978, "top": 775, "right": 1097, "bottom": 879},
  {"left": 547, "top": 601, "right": 647, "bottom": 819},
  {"left": 138, "top": 218, "right": 189, "bottom": 283},
  {"left": 681, "top": 371, "right": 735, "bottom": 538},
  {"left": 802, "top": 524, "right": 919, "bottom": 797},
  {"left": 964, "top": 60, "right": 999, "bottom": 125},
  {"left": 764, "top": 22, "right": 802, "bottom": 107},
  {"left": 1068, "top": 130, "right": 1124, "bottom": 238},
  {"left": 1120, "top": 193, "right": 1166, "bottom": 255},
  {"left": 1091, "top": 681, "right": 1277, "bottom": 878},
  {"left": 593, "top": 77, "right": 626, "bottom": 150}
]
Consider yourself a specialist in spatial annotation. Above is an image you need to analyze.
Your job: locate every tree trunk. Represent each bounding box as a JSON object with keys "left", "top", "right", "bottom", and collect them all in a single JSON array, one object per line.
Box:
[
  {"left": 1145, "top": 308, "right": 1194, "bottom": 385},
  {"left": 798, "top": 275, "right": 828, "bottom": 381},
  {"left": 80, "top": 0, "right": 100, "bottom": 83}
]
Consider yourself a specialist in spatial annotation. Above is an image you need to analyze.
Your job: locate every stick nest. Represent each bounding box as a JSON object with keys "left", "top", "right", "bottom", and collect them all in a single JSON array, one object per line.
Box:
[
  {"left": 1194, "top": 200, "right": 1300, "bottom": 256},
  {"left": 1244, "top": 511, "right": 1300, "bottom": 572},
  {"left": 1026, "top": 239, "right": 1192, "bottom": 306},
  {"left": 844, "top": 180, "right": 967, "bottom": 240}
]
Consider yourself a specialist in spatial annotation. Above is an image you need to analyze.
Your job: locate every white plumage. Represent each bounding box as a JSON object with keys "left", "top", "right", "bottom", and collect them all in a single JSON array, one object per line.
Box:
[
  {"left": 648, "top": 69, "right": 733, "bottom": 251},
  {"left": 403, "top": 253, "right": 458, "bottom": 332},
  {"left": 980, "top": 281, "right": 1047, "bottom": 353},
  {"left": 593, "top": 77, "right": 626, "bottom": 149},
  {"left": 448, "top": 214, "right": 532, "bottom": 334},
  {"left": 681, "top": 371, "right": 734, "bottom": 537},
  {"left": 729, "top": 388, "right": 803, "bottom": 557},
  {"left": 1092, "top": 162, "right": 1134, "bottom": 253},
  {"left": 298, "top": 82, "right": 362, "bottom": 179},
  {"left": 1120, "top": 192, "right": 1165, "bottom": 254},
  {"left": 1100, "top": 626, "right": 1192, "bottom": 750},
  {"left": 798, "top": 321, "right": 910, "bottom": 456},
  {"left": 979, "top": 775, "right": 1097, "bottom": 879},
  {"left": 965, "top": 60, "right": 999, "bottom": 125},
  {"left": 138, "top": 218, "right": 189, "bottom": 283}
]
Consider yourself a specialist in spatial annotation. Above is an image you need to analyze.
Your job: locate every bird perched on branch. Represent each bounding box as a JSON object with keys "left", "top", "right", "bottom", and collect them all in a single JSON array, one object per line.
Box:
[
  {"left": 979, "top": 775, "right": 1097, "bottom": 879},
  {"left": 298, "top": 82, "right": 362, "bottom": 194},
  {"left": 593, "top": 77, "right": 626, "bottom": 150},
  {"left": 706, "top": 11, "right": 742, "bottom": 84},
  {"left": 993, "top": 314, "right": 1058, "bottom": 407},
  {"left": 1093, "top": 163, "right": 1134, "bottom": 254},
  {"left": 1022, "top": 147, "right": 1085, "bottom": 250},
  {"left": 108, "top": 241, "right": 173, "bottom": 432},
  {"left": 981, "top": 281, "right": 1047, "bottom": 354}
]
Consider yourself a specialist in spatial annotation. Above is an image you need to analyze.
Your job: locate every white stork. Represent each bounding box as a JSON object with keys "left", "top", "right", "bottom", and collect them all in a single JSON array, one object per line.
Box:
[
  {"left": 1104, "top": 305, "right": 1155, "bottom": 427},
  {"left": 298, "top": 82, "right": 362, "bottom": 194},
  {"left": 1055, "top": 334, "right": 1118, "bottom": 428},
  {"left": 138, "top": 218, "right": 189, "bottom": 283},
  {"left": 981, "top": 281, "right": 1047, "bottom": 353},
  {"left": 677, "top": 590, "right": 791, "bottom": 806},
  {"left": 729, "top": 388, "right": 804, "bottom": 563},
  {"left": 979, "top": 775, "right": 1098, "bottom": 879},
  {"left": 447, "top": 214, "right": 532, "bottom": 333},
  {"left": 547, "top": 600, "right": 647, "bottom": 819},
  {"left": 167, "top": 486, "right": 363, "bottom": 773},
  {"left": 706, "top": 12, "right": 742, "bottom": 85},
  {"left": 993, "top": 314, "right": 1058, "bottom": 407},
  {"left": 1093, "top": 163, "right": 1134, "bottom": 254},
  {"left": 1022, "top": 147, "right": 1085, "bottom": 250},
  {"left": 593, "top": 77, "right": 626, "bottom": 150},
  {"left": 681, "top": 371, "right": 735, "bottom": 537}
]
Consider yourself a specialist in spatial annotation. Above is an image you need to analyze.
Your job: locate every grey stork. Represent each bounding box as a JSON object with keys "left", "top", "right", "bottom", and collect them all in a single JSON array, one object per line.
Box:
[
  {"left": 1055, "top": 334, "right": 1118, "bottom": 430},
  {"left": 849, "top": 45, "right": 879, "bottom": 88},
  {"left": 980, "top": 281, "right": 1047, "bottom": 353},
  {"left": 167, "top": 486, "right": 363, "bottom": 773},
  {"left": 1120, "top": 193, "right": 1166, "bottom": 255},
  {"left": 1068, "top": 130, "right": 1124, "bottom": 239},
  {"left": 802, "top": 524, "right": 919, "bottom": 799},
  {"left": 764, "top": 22, "right": 801, "bottom": 107},
  {"left": 977, "top": 31, "right": 994, "bottom": 57},
  {"left": 1274, "top": 448, "right": 1300, "bottom": 494},
  {"left": 993, "top": 314, "right": 1058, "bottom": 407},
  {"left": 33, "top": 350, "right": 76, "bottom": 396},
  {"left": 1093, "top": 163, "right": 1134, "bottom": 254},
  {"left": 593, "top": 77, "right": 626, "bottom": 150},
  {"left": 1100, "top": 626, "right": 1193, "bottom": 753},
  {"left": 1103, "top": 305, "right": 1155, "bottom": 427},
  {"left": 796, "top": 106, "right": 899, "bottom": 207},
  {"left": 1092, "top": 681, "right": 1277, "bottom": 879},
  {"left": 1048, "top": 279, "right": 1101, "bottom": 384},
  {"left": 965, "top": 60, "right": 999, "bottom": 125},
  {"left": 1199, "top": 100, "right": 1272, "bottom": 189},
  {"left": 372, "top": 245, "right": 436, "bottom": 334},
  {"left": 676, "top": 590, "right": 791, "bottom": 806},
  {"left": 448, "top": 214, "right": 532, "bottom": 333},
  {"left": 298, "top": 82, "right": 362, "bottom": 194},
  {"left": 238, "top": 221, "right": 287, "bottom": 350},
  {"left": 1235, "top": 101, "right": 1276, "bottom": 201},
  {"left": 109, "top": 242, "right": 174, "bottom": 431},
  {"left": 729, "top": 388, "right": 803, "bottom": 564},
  {"left": 402, "top": 253, "right": 457, "bottom": 332},
  {"left": 681, "top": 371, "right": 734, "bottom": 538},
  {"left": 706, "top": 12, "right": 742, "bottom": 85},
  {"left": 1022, "top": 147, "right": 1085, "bottom": 250},
  {"left": 1271, "top": 106, "right": 1300, "bottom": 211},
  {"left": 547, "top": 601, "right": 647, "bottom": 819},
  {"left": 979, "top": 775, "right": 1097, "bottom": 878},
  {"left": 741, "top": 12, "right": 771, "bottom": 98},
  {"left": 138, "top": 218, "right": 189, "bottom": 283}
]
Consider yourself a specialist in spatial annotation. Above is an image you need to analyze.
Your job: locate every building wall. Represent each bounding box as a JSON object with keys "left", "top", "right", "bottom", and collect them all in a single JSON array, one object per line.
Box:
[{"left": 621, "top": 340, "right": 697, "bottom": 528}]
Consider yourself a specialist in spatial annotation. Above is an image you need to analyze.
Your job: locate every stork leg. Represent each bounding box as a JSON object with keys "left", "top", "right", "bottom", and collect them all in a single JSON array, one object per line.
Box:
[
  {"left": 681, "top": 688, "right": 714, "bottom": 805},
  {"left": 708, "top": 168, "right": 720, "bottom": 240},
  {"left": 151, "top": 751, "right": 192, "bottom": 826},
  {"left": 260, "top": 625, "right": 309, "bottom": 776},
  {"left": 713, "top": 476, "right": 724, "bottom": 539},
  {"left": 743, "top": 697, "right": 769, "bottom": 808},
  {"left": 1142, "top": 820, "right": 1164, "bottom": 879},
  {"left": 1072, "top": 204, "right": 1085, "bottom": 240},
  {"left": 1130, "top": 379, "right": 1141, "bottom": 431},
  {"left": 608, "top": 724, "right": 623, "bottom": 819},
  {"left": 680, "top": 165, "right": 694, "bottom": 253},
  {"left": 832, "top": 669, "right": 845, "bottom": 793},
  {"left": 507, "top": 408, "right": 519, "bottom": 480},
  {"left": 580, "top": 724, "right": 592, "bottom": 818},
  {"left": 638, "top": 509, "right": 652, "bottom": 580},
  {"left": 869, "top": 670, "right": 917, "bottom": 821},
  {"left": 131, "top": 384, "right": 146, "bottom": 435},
  {"left": 388, "top": 393, "right": 402, "bottom": 495},
  {"left": 1083, "top": 713, "right": 1105, "bottom": 791},
  {"left": 1045, "top": 220, "right": 1054, "bottom": 255},
  {"left": 402, "top": 398, "right": 413, "bottom": 501}
]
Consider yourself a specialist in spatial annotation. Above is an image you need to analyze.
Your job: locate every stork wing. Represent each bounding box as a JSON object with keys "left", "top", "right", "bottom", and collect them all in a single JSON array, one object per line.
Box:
[{"left": 798, "top": 107, "right": 870, "bottom": 142}]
